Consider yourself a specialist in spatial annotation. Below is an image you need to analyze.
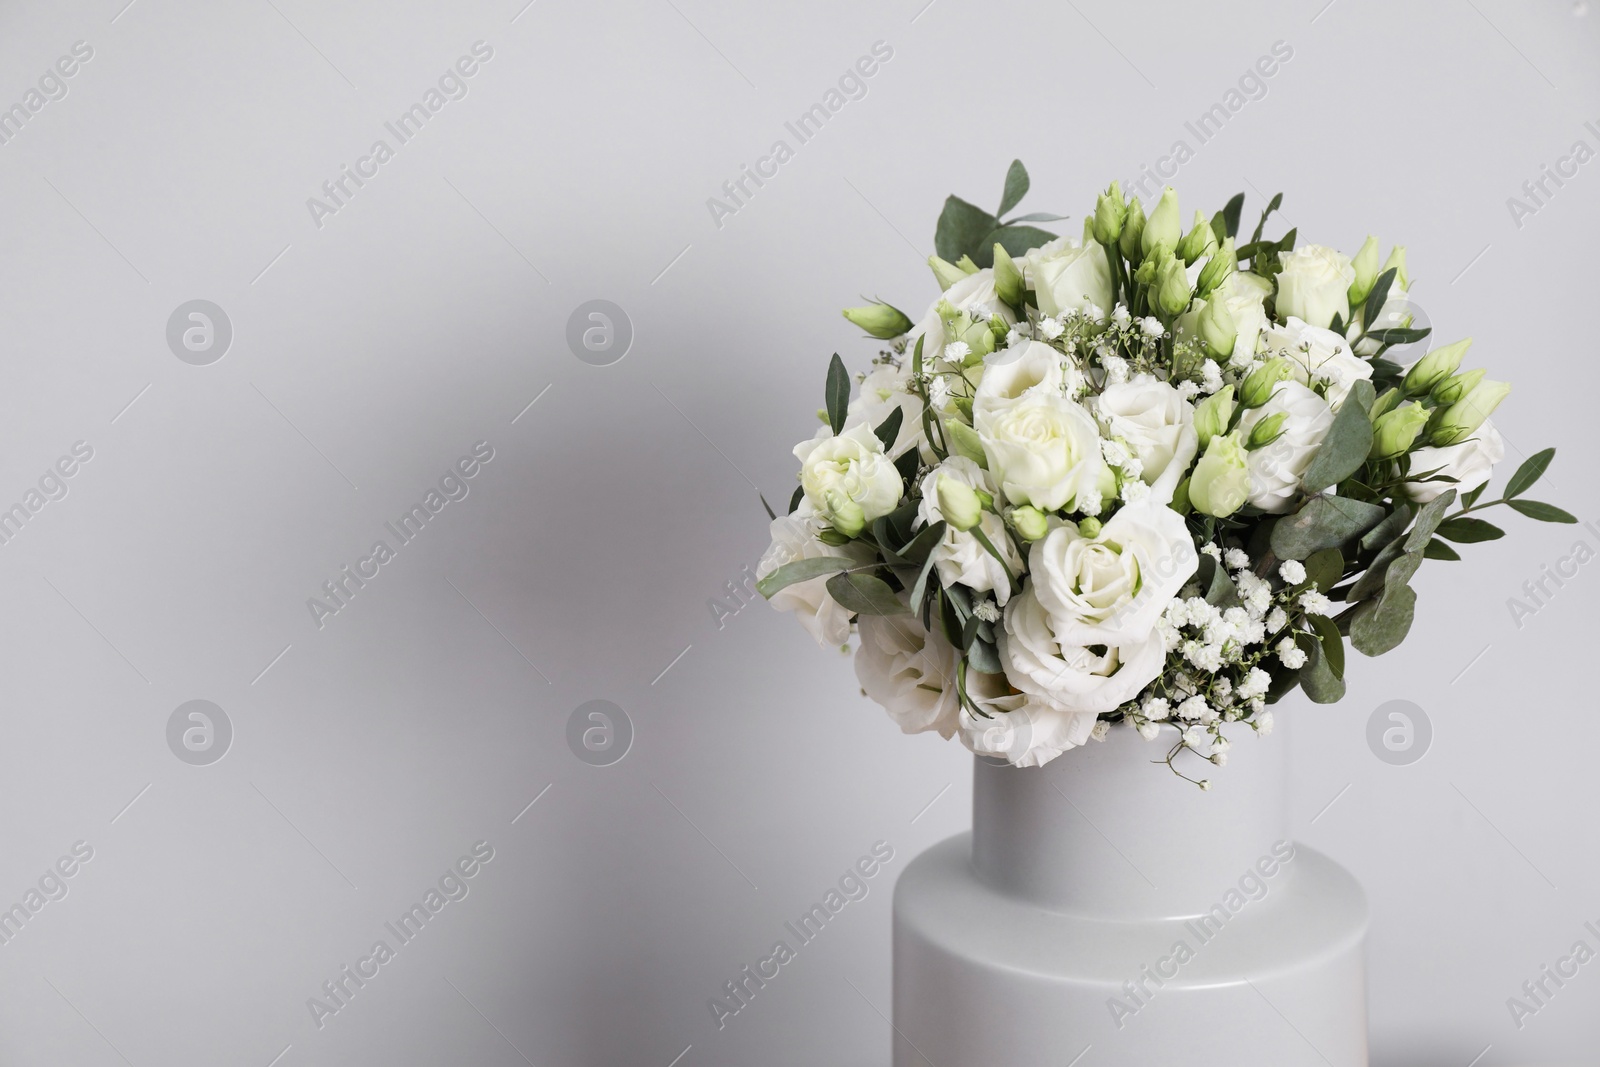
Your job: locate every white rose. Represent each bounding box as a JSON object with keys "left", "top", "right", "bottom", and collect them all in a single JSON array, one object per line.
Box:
[
  {"left": 794, "top": 422, "right": 903, "bottom": 528},
  {"left": 916, "top": 457, "right": 1023, "bottom": 605},
  {"left": 1406, "top": 420, "right": 1505, "bottom": 503},
  {"left": 1237, "top": 381, "right": 1334, "bottom": 513},
  {"left": 906, "top": 269, "right": 1016, "bottom": 366},
  {"left": 1274, "top": 244, "right": 1355, "bottom": 329},
  {"left": 847, "top": 365, "right": 926, "bottom": 460},
  {"left": 979, "top": 395, "right": 1111, "bottom": 513},
  {"left": 756, "top": 511, "right": 869, "bottom": 648},
  {"left": 1216, "top": 271, "right": 1273, "bottom": 365},
  {"left": 957, "top": 686, "right": 1097, "bottom": 769},
  {"left": 972, "top": 339, "right": 1066, "bottom": 433},
  {"left": 855, "top": 614, "right": 960, "bottom": 739},
  {"left": 1257, "top": 317, "right": 1373, "bottom": 410},
  {"left": 998, "top": 586, "right": 1165, "bottom": 719},
  {"left": 1027, "top": 499, "right": 1198, "bottom": 645},
  {"left": 1096, "top": 377, "right": 1199, "bottom": 504},
  {"left": 1021, "top": 236, "right": 1113, "bottom": 319}
]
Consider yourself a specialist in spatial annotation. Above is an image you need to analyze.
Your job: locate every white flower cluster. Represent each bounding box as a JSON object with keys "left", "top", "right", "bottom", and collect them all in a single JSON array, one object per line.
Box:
[{"left": 761, "top": 174, "right": 1542, "bottom": 781}]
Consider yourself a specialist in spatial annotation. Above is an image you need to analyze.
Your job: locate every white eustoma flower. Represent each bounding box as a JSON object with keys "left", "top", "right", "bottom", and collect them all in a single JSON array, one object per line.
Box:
[
  {"left": 915, "top": 457, "right": 1023, "bottom": 605},
  {"left": 957, "top": 671, "right": 1098, "bottom": 769},
  {"left": 1274, "top": 244, "right": 1355, "bottom": 329},
  {"left": 755, "top": 511, "right": 869, "bottom": 648},
  {"left": 997, "top": 586, "right": 1166, "bottom": 719},
  {"left": 978, "top": 394, "right": 1111, "bottom": 513},
  {"left": 1020, "top": 235, "right": 1114, "bottom": 319},
  {"left": 1237, "top": 381, "right": 1334, "bottom": 513},
  {"left": 906, "top": 269, "right": 1016, "bottom": 365},
  {"left": 1257, "top": 317, "right": 1374, "bottom": 410},
  {"left": 1096, "top": 376, "right": 1199, "bottom": 505},
  {"left": 972, "top": 339, "right": 1065, "bottom": 432},
  {"left": 1405, "top": 420, "right": 1505, "bottom": 503},
  {"left": 794, "top": 422, "right": 904, "bottom": 527},
  {"left": 1027, "top": 499, "right": 1198, "bottom": 646},
  {"left": 846, "top": 365, "right": 925, "bottom": 459},
  {"left": 854, "top": 614, "right": 960, "bottom": 739}
]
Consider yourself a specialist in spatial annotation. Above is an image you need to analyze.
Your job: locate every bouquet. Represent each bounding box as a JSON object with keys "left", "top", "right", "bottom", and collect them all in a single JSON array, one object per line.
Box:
[{"left": 757, "top": 162, "right": 1570, "bottom": 782}]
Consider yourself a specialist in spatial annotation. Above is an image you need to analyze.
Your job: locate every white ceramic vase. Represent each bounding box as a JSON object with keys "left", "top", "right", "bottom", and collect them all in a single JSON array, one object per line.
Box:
[{"left": 892, "top": 719, "right": 1369, "bottom": 1066}]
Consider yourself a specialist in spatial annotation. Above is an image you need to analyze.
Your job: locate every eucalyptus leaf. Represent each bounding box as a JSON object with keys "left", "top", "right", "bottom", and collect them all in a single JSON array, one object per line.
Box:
[
  {"left": 998, "top": 160, "right": 1030, "bottom": 217},
  {"left": 1302, "top": 547, "right": 1344, "bottom": 593},
  {"left": 1350, "top": 581, "right": 1417, "bottom": 656},
  {"left": 1296, "top": 631, "right": 1346, "bottom": 703},
  {"left": 1403, "top": 489, "right": 1457, "bottom": 552},
  {"left": 1004, "top": 211, "right": 1071, "bottom": 224},
  {"left": 826, "top": 572, "right": 909, "bottom": 616},
  {"left": 1309, "top": 614, "right": 1345, "bottom": 680},
  {"left": 1360, "top": 505, "right": 1412, "bottom": 552},
  {"left": 1507, "top": 499, "right": 1578, "bottom": 523},
  {"left": 967, "top": 637, "right": 1003, "bottom": 674},
  {"left": 825, "top": 353, "right": 849, "bottom": 435},
  {"left": 1300, "top": 399, "right": 1373, "bottom": 493},
  {"left": 1271, "top": 496, "right": 1388, "bottom": 560},
  {"left": 1505, "top": 448, "right": 1556, "bottom": 499},
  {"left": 984, "top": 225, "right": 1058, "bottom": 263},
  {"left": 935, "top": 196, "right": 999, "bottom": 266},
  {"left": 899, "top": 519, "right": 948, "bottom": 566},
  {"left": 756, "top": 556, "right": 851, "bottom": 598}
]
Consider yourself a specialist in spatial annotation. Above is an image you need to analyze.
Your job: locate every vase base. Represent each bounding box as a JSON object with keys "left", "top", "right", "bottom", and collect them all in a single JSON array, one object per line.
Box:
[{"left": 893, "top": 832, "right": 1369, "bottom": 1067}]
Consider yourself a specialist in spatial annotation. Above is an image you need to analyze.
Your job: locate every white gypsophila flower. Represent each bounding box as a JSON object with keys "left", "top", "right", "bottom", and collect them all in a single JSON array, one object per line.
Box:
[
  {"left": 974, "top": 598, "right": 1001, "bottom": 623},
  {"left": 757, "top": 510, "right": 872, "bottom": 648},
  {"left": 1255, "top": 710, "right": 1274, "bottom": 734},
  {"left": 1298, "top": 590, "right": 1333, "bottom": 616},
  {"left": 1175, "top": 380, "right": 1201, "bottom": 400},
  {"left": 916, "top": 457, "right": 1023, "bottom": 605},
  {"left": 997, "top": 586, "right": 1167, "bottom": 721},
  {"left": 1237, "top": 381, "right": 1335, "bottom": 513},
  {"left": 1138, "top": 721, "right": 1160, "bottom": 740},
  {"left": 1120, "top": 454, "right": 1143, "bottom": 479},
  {"left": 1182, "top": 724, "right": 1208, "bottom": 748},
  {"left": 1200, "top": 543, "right": 1221, "bottom": 561},
  {"left": 1257, "top": 318, "right": 1373, "bottom": 411},
  {"left": 1267, "top": 606, "right": 1288, "bottom": 632},
  {"left": 1406, "top": 420, "right": 1505, "bottom": 504},
  {"left": 1087, "top": 304, "right": 1105, "bottom": 322},
  {"left": 1121, "top": 479, "right": 1151, "bottom": 503},
  {"left": 1112, "top": 304, "right": 1131, "bottom": 327},
  {"left": 1141, "top": 316, "right": 1164, "bottom": 337},
  {"left": 1028, "top": 498, "right": 1199, "bottom": 646},
  {"left": 968, "top": 302, "right": 993, "bottom": 321},
  {"left": 943, "top": 340, "right": 971, "bottom": 362},
  {"left": 1143, "top": 696, "right": 1171, "bottom": 721},
  {"left": 1276, "top": 637, "right": 1307, "bottom": 669},
  {"left": 1237, "top": 667, "right": 1271, "bottom": 700},
  {"left": 1038, "top": 316, "right": 1064, "bottom": 340},
  {"left": 1005, "top": 328, "right": 1023, "bottom": 347},
  {"left": 1201, "top": 359, "right": 1224, "bottom": 394},
  {"left": 1077, "top": 488, "right": 1103, "bottom": 516},
  {"left": 1225, "top": 547, "right": 1251, "bottom": 570},
  {"left": 1100, "top": 438, "right": 1130, "bottom": 466},
  {"left": 1278, "top": 559, "right": 1307, "bottom": 584},
  {"left": 1091, "top": 720, "right": 1111, "bottom": 741},
  {"left": 1101, "top": 354, "right": 1131, "bottom": 385},
  {"left": 1096, "top": 376, "right": 1199, "bottom": 506},
  {"left": 854, "top": 614, "right": 960, "bottom": 739},
  {"left": 1235, "top": 570, "right": 1272, "bottom": 617},
  {"left": 927, "top": 374, "right": 952, "bottom": 409},
  {"left": 1212, "top": 677, "right": 1233, "bottom": 700}
]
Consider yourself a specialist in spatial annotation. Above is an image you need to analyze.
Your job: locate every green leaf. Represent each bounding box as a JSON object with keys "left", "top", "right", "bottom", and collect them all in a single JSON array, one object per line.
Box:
[
  {"left": 756, "top": 556, "right": 852, "bottom": 598},
  {"left": 908, "top": 551, "right": 940, "bottom": 617},
  {"left": 1460, "top": 483, "right": 1487, "bottom": 509},
  {"left": 1350, "top": 581, "right": 1417, "bottom": 656},
  {"left": 1204, "top": 555, "right": 1237, "bottom": 606},
  {"left": 935, "top": 196, "right": 1000, "bottom": 266},
  {"left": 1364, "top": 327, "right": 1431, "bottom": 345},
  {"left": 760, "top": 494, "right": 777, "bottom": 521},
  {"left": 1300, "top": 399, "right": 1373, "bottom": 493},
  {"left": 967, "top": 638, "right": 1003, "bottom": 674},
  {"left": 1004, "top": 211, "right": 1070, "bottom": 223},
  {"left": 873, "top": 407, "right": 904, "bottom": 452},
  {"left": 1271, "top": 496, "right": 1388, "bottom": 560},
  {"left": 984, "top": 225, "right": 1057, "bottom": 264},
  {"left": 1362, "top": 267, "right": 1397, "bottom": 333},
  {"left": 1435, "top": 517, "right": 1506, "bottom": 543},
  {"left": 945, "top": 419, "right": 988, "bottom": 467},
  {"left": 788, "top": 485, "right": 804, "bottom": 514},
  {"left": 1296, "top": 631, "right": 1345, "bottom": 703},
  {"left": 1308, "top": 614, "right": 1345, "bottom": 680},
  {"left": 1424, "top": 538, "right": 1461, "bottom": 561},
  {"left": 1302, "top": 547, "right": 1344, "bottom": 593},
  {"left": 1360, "top": 505, "right": 1413, "bottom": 552},
  {"left": 1222, "top": 192, "right": 1245, "bottom": 238},
  {"left": 998, "top": 160, "right": 1030, "bottom": 217},
  {"left": 1504, "top": 444, "right": 1555, "bottom": 499},
  {"left": 1507, "top": 499, "right": 1578, "bottom": 523},
  {"left": 894, "top": 446, "right": 922, "bottom": 484},
  {"left": 1404, "top": 489, "right": 1457, "bottom": 552},
  {"left": 825, "top": 353, "right": 849, "bottom": 435},
  {"left": 1248, "top": 192, "right": 1284, "bottom": 247},
  {"left": 826, "top": 572, "right": 908, "bottom": 616}
]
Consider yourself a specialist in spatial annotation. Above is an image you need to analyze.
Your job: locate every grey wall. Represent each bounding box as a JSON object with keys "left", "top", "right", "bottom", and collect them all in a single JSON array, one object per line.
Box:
[{"left": 0, "top": 0, "right": 1595, "bottom": 1064}]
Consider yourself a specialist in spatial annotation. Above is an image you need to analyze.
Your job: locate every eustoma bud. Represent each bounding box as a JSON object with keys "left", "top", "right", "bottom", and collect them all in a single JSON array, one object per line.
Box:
[
  {"left": 1193, "top": 385, "right": 1235, "bottom": 449},
  {"left": 1009, "top": 505, "right": 1048, "bottom": 542},
  {"left": 1196, "top": 237, "right": 1236, "bottom": 297},
  {"left": 1197, "top": 297, "right": 1236, "bottom": 359},
  {"left": 1430, "top": 367, "right": 1484, "bottom": 408},
  {"left": 1177, "top": 210, "right": 1218, "bottom": 264},
  {"left": 937, "top": 475, "right": 982, "bottom": 532},
  {"left": 1371, "top": 401, "right": 1430, "bottom": 459},
  {"left": 1093, "top": 181, "right": 1127, "bottom": 246},
  {"left": 1188, "top": 433, "right": 1251, "bottom": 518},
  {"left": 1403, "top": 338, "right": 1470, "bottom": 396},
  {"left": 1155, "top": 253, "right": 1192, "bottom": 317},
  {"left": 1120, "top": 197, "right": 1147, "bottom": 263},
  {"left": 1382, "top": 245, "right": 1409, "bottom": 290},
  {"left": 825, "top": 489, "right": 865, "bottom": 538},
  {"left": 1239, "top": 357, "right": 1294, "bottom": 408},
  {"left": 928, "top": 255, "right": 969, "bottom": 291},
  {"left": 1244, "top": 411, "right": 1288, "bottom": 450},
  {"left": 1348, "top": 235, "right": 1381, "bottom": 306},
  {"left": 841, "top": 302, "right": 913, "bottom": 339},
  {"left": 1142, "top": 187, "right": 1181, "bottom": 261},
  {"left": 1431, "top": 380, "right": 1511, "bottom": 445}
]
